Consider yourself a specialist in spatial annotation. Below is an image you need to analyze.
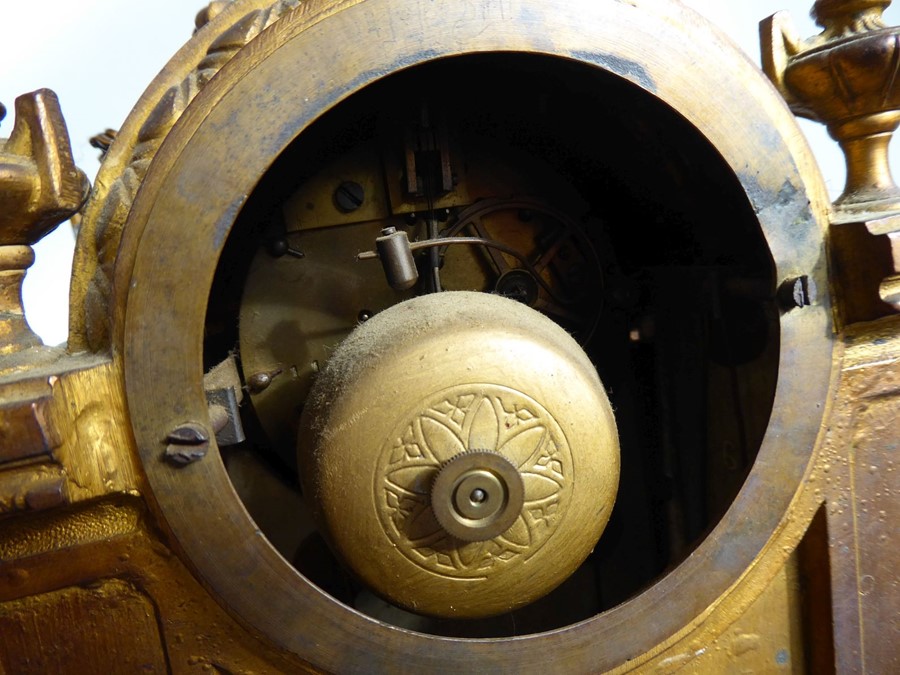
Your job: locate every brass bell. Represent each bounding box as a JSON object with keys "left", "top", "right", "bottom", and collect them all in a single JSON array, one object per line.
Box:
[{"left": 298, "top": 291, "right": 620, "bottom": 618}]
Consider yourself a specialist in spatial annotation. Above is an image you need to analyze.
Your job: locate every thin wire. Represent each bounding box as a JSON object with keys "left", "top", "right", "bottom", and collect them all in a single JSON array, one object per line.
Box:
[{"left": 359, "top": 236, "right": 568, "bottom": 303}]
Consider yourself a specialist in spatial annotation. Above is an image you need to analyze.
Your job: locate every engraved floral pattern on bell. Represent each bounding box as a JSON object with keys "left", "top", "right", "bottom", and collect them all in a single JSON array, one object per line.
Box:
[{"left": 375, "top": 384, "right": 572, "bottom": 578}]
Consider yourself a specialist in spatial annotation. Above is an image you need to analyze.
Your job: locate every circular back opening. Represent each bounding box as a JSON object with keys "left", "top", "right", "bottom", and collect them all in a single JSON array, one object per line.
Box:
[{"left": 204, "top": 52, "right": 778, "bottom": 637}]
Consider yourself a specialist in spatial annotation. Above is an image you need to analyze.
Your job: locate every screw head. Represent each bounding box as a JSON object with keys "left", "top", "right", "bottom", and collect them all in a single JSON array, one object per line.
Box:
[
  {"left": 334, "top": 181, "right": 365, "bottom": 212},
  {"left": 778, "top": 276, "right": 816, "bottom": 311},
  {"left": 165, "top": 443, "right": 209, "bottom": 465},
  {"left": 164, "top": 422, "right": 210, "bottom": 466},
  {"left": 166, "top": 422, "right": 209, "bottom": 445}
]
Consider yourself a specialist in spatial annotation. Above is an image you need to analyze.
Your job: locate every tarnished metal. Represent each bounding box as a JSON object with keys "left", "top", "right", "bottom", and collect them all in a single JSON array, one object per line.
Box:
[
  {"left": 0, "top": 90, "right": 88, "bottom": 356},
  {"left": 763, "top": 0, "right": 900, "bottom": 217},
  {"left": 297, "top": 291, "right": 619, "bottom": 618},
  {"left": 763, "top": 1, "right": 900, "bottom": 326},
  {"left": 203, "top": 355, "right": 246, "bottom": 446},
  {"left": 430, "top": 450, "right": 526, "bottom": 543},
  {"left": 115, "top": 0, "right": 834, "bottom": 656},
  {"left": 778, "top": 275, "right": 816, "bottom": 311},
  {"left": 373, "top": 226, "right": 418, "bottom": 291},
  {"left": 0, "top": 0, "right": 897, "bottom": 672},
  {"left": 164, "top": 421, "right": 210, "bottom": 466}
]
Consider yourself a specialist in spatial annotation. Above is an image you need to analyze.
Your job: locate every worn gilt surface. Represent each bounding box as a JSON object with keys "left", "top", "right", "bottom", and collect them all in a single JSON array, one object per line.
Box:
[
  {"left": 69, "top": 0, "right": 301, "bottom": 353},
  {"left": 0, "top": 0, "right": 897, "bottom": 672}
]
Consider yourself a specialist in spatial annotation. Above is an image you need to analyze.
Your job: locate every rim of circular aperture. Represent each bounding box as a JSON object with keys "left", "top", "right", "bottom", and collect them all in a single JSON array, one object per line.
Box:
[{"left": 119, "top": 0, "right": 832, "bottom": 671}]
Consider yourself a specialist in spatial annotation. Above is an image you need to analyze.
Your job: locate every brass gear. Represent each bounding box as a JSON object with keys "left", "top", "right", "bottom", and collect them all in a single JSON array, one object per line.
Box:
[{"left": 430, "top": 450, "right": 525, "bottom": 542}]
